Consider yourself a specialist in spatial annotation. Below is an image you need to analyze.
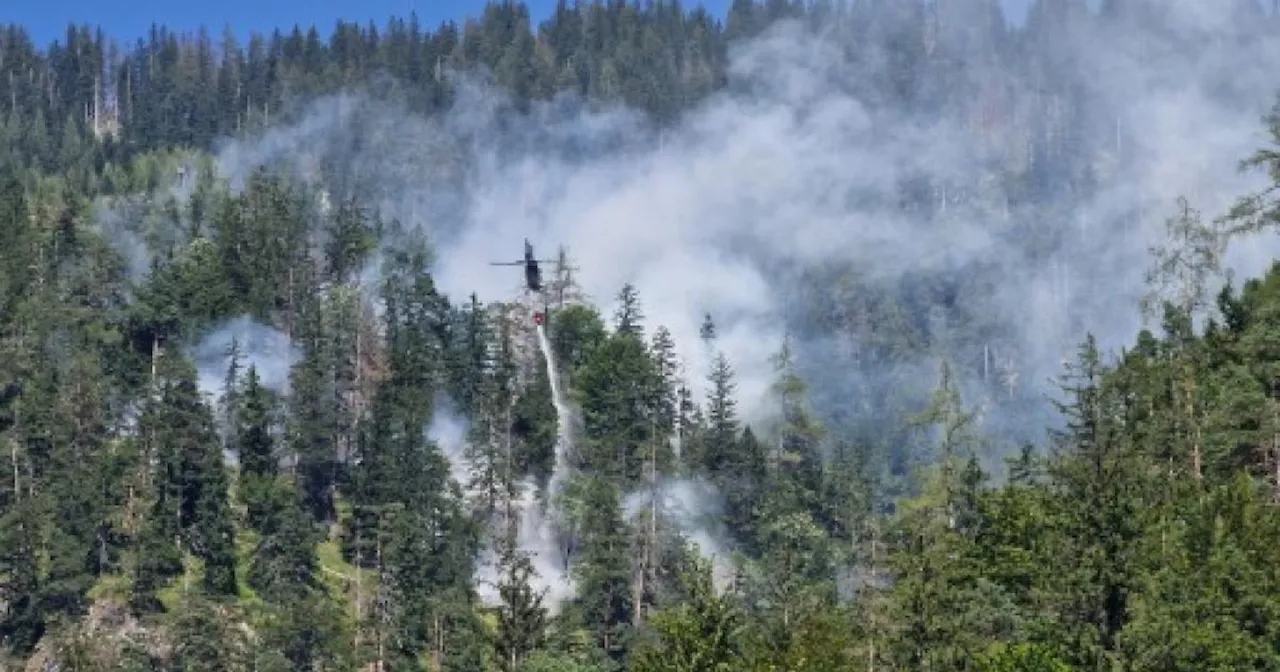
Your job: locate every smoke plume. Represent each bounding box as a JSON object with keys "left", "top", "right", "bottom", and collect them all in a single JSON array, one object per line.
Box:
[
  {"left": 210, "top": 5, "right": 1280, "bottom": 471},
  {"left": 427, "top": 397, "right": 472, "bottom": 488},
  {"left": 191, "top": 315, "right": 299, "bottom": 403},
  {"left": 622, "top": 476, "right": 734, "bottom": 592}
]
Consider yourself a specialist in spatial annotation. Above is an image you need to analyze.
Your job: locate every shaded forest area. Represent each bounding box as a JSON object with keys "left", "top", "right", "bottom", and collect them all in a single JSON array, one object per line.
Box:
[{"left": 6, "top": 0, "right": 1280, "bottom": 670}]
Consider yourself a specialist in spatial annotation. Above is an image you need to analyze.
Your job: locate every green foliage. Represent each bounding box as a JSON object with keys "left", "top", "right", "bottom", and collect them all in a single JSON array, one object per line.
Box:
[
  {"left": 568, "top": 477, "right": 634, "bottom": 660},
  {"left": 496, "top": 547, "right": 550, "bottom": 671},
  {"left": 7, "top": 4, "right": 1280, "bottom": 670},
  {"left": 629, "top": 557, "right": 743, "bottom": 672},
  {"left": 550, "top": 304, "right": 608, "bottom": 374},
  {"left": 974, "top": 642, "right": 1073, "bottom": 672},
  {"left": 518, "top": 649, "right": 608, "bottom": 672},
  {"left": 577, "top": 327, "right": 661, "bottom": 484}
]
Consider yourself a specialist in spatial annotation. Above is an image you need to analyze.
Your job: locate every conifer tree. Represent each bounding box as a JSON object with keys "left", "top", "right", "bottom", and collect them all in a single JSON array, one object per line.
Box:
[
  {"left": 701, "top": 351, "right": 738, "bottom": 478},
  {"left": 770, "top": 337, "right": 825, "bottom": 498},
  {"left": 248, "top": 480, "right": 319, "bottom": 602},
  {"left": 570, "top": 477, "right": 634, "bottom": 660},
  {"left": 699, "top": 313, "right": 716, "bottom": 345},
  {"left": 218, "top": 335, "right": 242, "bottom": 445},
  {"left": 42, "top": 352, "right": 111, "bottom": 623},
  {"left": 237, "top": 365, "right": 278, "bottom": 531},
  {"left": 495, "top": 544, "right": 549, "bottom": 672},
  {"left": 629, "top": 556, "right": 743, "bottom": 672},
  {"left": 1045, "top": 334, "right": 1149, "bottom": 666},
  {"left": 449, "top": 293, "right": 494, "bottom": 419},
  {"left": 324, "top": 195, "right": 375, "bottom": 285},
  {"left": 578, "top": 331, "right": 659, "bottom": 483},
  {"left": 465, "top": 311, "right": 512, "bottom": 519},
  {"left": 613, "top": 283, "right": 644, "bottom": 338},
  {"left": 288, "top": 288, "right": 339, "bottom": 524},
  {"left": 0, "top": 498, "right": 44, "bottom": 654},
  {"left": 136, "top": 352, "right": 237, "bottom": 599}
]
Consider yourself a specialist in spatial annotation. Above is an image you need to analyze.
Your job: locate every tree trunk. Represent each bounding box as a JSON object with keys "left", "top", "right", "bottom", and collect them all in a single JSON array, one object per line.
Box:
[
  {"left": 429, "top": 614, "right": 444, "bottom": 672},
  {"left": 354, "top": 532, "right": 363, "bottom": 656},
  {"left": 9, "top": 432, "right": 19, "bottom": 502},
  {"left": 1186, "top": 380, "right": 1202, "bottom": 481},
  {"left": 375, "top": 528, "right": 385, "bottom": 672}
]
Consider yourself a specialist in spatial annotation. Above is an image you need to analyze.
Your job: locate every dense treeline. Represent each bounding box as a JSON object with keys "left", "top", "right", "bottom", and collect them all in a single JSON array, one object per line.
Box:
[
  {"left": 4, "top": 0, "right": 1280, "bottom": 670},
  {"left": 3, "top": 0, "right": 1276, "bottom": 190}
]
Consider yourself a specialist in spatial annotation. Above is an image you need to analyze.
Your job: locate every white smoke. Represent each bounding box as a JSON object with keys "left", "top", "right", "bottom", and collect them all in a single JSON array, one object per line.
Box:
[
  {"left": 475, "top": 477, "right": 575, "bottom": 613},
  {"left": 622, "top": 476, "right": 734, "bottom": 593},
  {"left": 200, "top": 2, "right": 1280, "bottom": 607},
  {"left": 93, "top": 152, "right": 204, "bottom": 282},
  {"left": 210, "top": 7, "right": 1280, "bottom": 447},
  {"left": 191, "top": 315, "right": 299, "bottom": 403},
  {"left": 427, "top": 399, "right": 471, "bottom": 489}
]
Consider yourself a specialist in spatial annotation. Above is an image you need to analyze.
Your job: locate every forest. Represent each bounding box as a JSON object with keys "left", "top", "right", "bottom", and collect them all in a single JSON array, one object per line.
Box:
[{"left": 6, "top": 0, "right": 1280, "bottom": 669}]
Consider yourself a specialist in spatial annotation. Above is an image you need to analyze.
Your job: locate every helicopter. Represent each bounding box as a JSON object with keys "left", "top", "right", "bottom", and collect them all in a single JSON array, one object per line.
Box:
[{"left": 490, "top": 238, "right": 558, "bottom": 325}]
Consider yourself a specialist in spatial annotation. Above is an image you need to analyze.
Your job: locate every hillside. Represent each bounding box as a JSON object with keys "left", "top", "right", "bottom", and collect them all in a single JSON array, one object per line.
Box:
[{"left": 5, "top": 1, "right": 1280, "bottom": 670}]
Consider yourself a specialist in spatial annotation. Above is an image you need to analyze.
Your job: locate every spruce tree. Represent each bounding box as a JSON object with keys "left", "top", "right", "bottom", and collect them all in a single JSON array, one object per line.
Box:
[
  {"left": 570, "top": 477, "right": 634, "bottom": 659},
  {"left": 237, "top": 365, "right": 278, "bottom": 531},
  {"left": 138, "top": 352, "right": 238, "bottom": 599},
  {"left": 0, "top": 498, "right": 44, "bottom": 655},
  {"left": 248, "top": 482, "right": 320, "bottom": 603},
  {"left": 702, "top": 351, "right": 738, "bottom": 478},
  {"left": 495, "top": 545, "right": 549, "bottom": 672},
  {"left": 1046, "top": 335, "right": 1149, "bottom": 666},
  {"left": 613, "top": 283, "right": 644, "bottom": 338}
]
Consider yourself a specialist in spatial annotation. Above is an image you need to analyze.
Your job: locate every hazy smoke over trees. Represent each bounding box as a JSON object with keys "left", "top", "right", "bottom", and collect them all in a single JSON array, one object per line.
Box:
[{"left": 209, "top": 2, "right": 1280, "bottom": 479}]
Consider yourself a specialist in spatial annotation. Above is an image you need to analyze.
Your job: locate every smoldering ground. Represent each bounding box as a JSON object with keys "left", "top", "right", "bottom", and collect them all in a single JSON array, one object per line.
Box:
[{"left": 208, "top": 5, "right": 1280, "bottom": 477}]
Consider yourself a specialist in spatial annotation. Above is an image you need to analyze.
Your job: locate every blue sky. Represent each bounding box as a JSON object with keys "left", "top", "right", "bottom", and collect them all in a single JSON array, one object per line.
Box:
[
  {"left": 11, "top": 0, "right": 1037, "bottom": 48},
  {"left": 9, "top": 0, "right": 725, "bottom": 46}
]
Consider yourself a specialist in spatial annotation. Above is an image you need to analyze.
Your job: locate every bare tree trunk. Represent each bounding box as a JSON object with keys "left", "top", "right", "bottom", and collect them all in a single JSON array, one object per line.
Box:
[
  {"left": 867, "top": 520, "right": 879, "bottom": 672},
  {"left": 429, "top": 614, "right": 444, "bottom": 672},
  {"left": 354, "top": 533, "right": 363, "bottom": 657},
  {"left": 1272, "top": 396, "right": 1280, "bottom": 504},
  {"left": 1184, "top": 377, "right": 1202, "bottom": 481},
  {"left": 151, "top": 334, "right": 159, "bottom": 387},
  {"left": 147, "top": 335, "right": 160, "bottom": 490},
  {"left": 10, "top": 432, "right": 19, "bottom": 502},
  {"left": 634, "top": 429, "right": 659, "bottom": 627},
  {"left": 374, "top": 523, "right": 386, "bottom": 672}
]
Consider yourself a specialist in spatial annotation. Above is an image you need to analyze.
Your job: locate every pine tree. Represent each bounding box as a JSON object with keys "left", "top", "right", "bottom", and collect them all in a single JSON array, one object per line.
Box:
[
  {"left": 449, "top": 293, "right": 494, "bottom": 419},
  {"left": 578, "top": 329, "right": 659, "bottom": 484},
  {"left": 629, "top": 556, "right": 743, "bottom": 672},
  {"left": 136, "top": 352, "right": 237, "bottom": 599},
  {"left": 769, "top": 337, "right": 825, "bottom": 507},
  {"left": 219, "top": 335, "right": 242, "bottom": 444},
  {"left": 324, "top": 195, "right": 375, "bottom": 285},
  {"left": 288, "top": 291, "right": 339, "bottom": 524},
  {"left": 511, "top": 339, "right": 557, "bottom": 487},
  {"left": 724, "top": 426, "right": 768, "bottom": 548},
  {"left": 649, "top": 326, "right": 680, "bottom": 444},
  {"left": 0, "top": 498, "right": 44, "bottom": 655},
  {"left": 465, "top": 311, "right": 512, "bottom": 519},
  {"left": 495, "top": 545, "right": 549, "bottom": 672},
  {"left": 248, "top": 481, "right": 320, "bottom": 603},
  {"left": 702, "top": 351, "right": 738, "bottom": 478},
  {"left": 571, "top": 477, "right": 634, "bottom": 660},
  {"left": 613, "top": 283, "right": 644, "bottom": 338},
  {"left": 42, "top": 353, "right": 111, "bottom": 624},
  {"left": 1045, "top": 334, "right": 1149, "bottom": 666},
  {"left": 699, "top": 313, "right": 716, "bottom": 345},
  {"left": 237, "top": 365, "right": 277, "bottom": 531}
]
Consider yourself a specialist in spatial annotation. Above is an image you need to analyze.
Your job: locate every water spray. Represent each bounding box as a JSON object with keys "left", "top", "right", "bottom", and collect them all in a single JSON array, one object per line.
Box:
[{"left": 537, "top": 323, "right": 573, "bottom": 496}]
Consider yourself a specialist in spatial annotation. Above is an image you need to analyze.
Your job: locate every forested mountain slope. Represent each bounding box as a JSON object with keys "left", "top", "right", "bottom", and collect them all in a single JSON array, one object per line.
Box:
[{"left": 5, "top": 1, "right": 1280, "bottom": 670}]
